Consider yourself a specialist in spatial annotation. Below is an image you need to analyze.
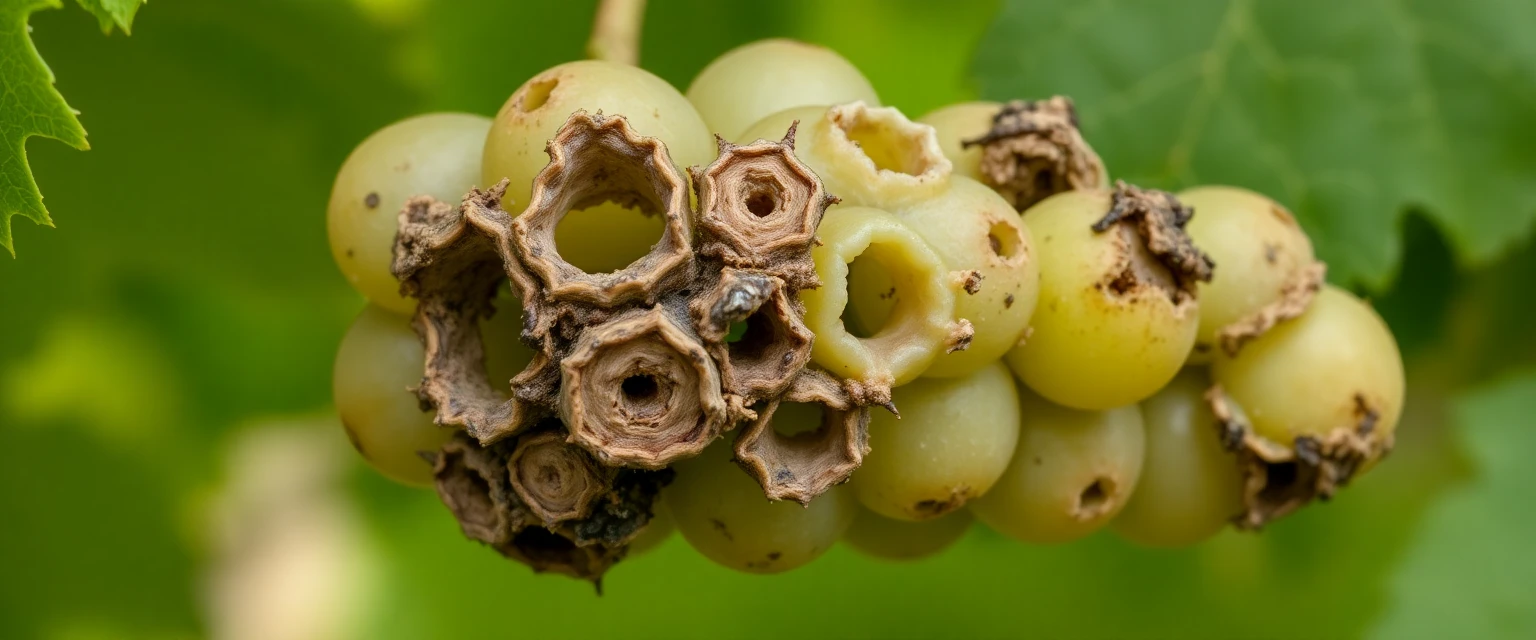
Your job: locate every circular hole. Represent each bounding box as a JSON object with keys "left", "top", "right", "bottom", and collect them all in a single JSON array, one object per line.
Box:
[
  {"left": 554, "top": 201, "right": 664, "bottom": 274},
  {"left": 745, "top": 191, "right": 778, "bottom": 217},
  {"left": 727, "top": 311, "right": 780, "bottom": 362},
  {"left": 520, "top": 78, "right": 558, "bottom": 112},
  {"left": 843, "top": 250, "right": 909, "bottom": 339},
  {"left": 622, "top": 374, "right": 660, "bottom": 401},
  {"left": 835, "top": 116, "right": 933, "bottom": 176},
  {"left": 987, "top": 220, "right": 1023, "bottom": 259}
]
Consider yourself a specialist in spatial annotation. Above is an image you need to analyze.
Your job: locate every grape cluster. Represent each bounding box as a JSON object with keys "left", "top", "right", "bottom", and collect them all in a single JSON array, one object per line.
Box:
[{"left": 327, "top": 38, "right": 1405, "bottom": 581}]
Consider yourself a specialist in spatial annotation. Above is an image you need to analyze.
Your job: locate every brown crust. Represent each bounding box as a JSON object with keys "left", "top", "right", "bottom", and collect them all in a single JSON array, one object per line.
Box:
[
  {"left": 1206, "top": 385, "right": 1394, "bottom": 530},
  {"left": 691, "top": 269, "right": 815, "bottom": 403},
  {"left": 1217, "top": 261, "right": 1326, "bottom": 356},
  {"left": 963, "top": 97, "right": 1105, "bottom": 211},
  {"left": 560, "top": 307, "right": 728, "bottom": 469},
  {"left": 692, "top": 127, "right": 837, "bottom": 291},
  {"left": 945, "top": 319, "right": 975, "bottom": 354},
  {"left": 1093, "top": 181, "right": 1214, "bottom": 302},
  {"left": 953, "top": 269, "right": 983, "bottom": 295},
  {"left": 733, "top": 369, "right": 872, "bottom": 505},
  {"left": 508, "top": 428, "right": 613, "bottom": 525},
  {"left": 393, "top": 188, "right": 544, "bottom": 444}
]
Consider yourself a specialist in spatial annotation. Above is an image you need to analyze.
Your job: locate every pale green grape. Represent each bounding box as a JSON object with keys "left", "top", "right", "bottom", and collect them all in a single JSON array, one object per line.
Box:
[
  {"left": 917, "top": 101, "right": 1001, "bottom": 182},
  {"left": 482, "top": 60, "right": 714, "bottom": 273},
  {"left": 1211, "top": 285, "right": 1405, "bottom": 447},
  {"left": 1111, "top": 369, "right": 1242, "bottom": 547},
  {"left": 843, "top": 507, "right": 972, "bottom": 561},
  {"left": 852, "top": 176, "right": 1041, "bottom": 377},
  {"left": 479, "top": 288, "right": 538, "bottom": 387},
  {"left": 626, "top": 498, "right": 675, "bottom": 557},
  {"left": 666, "top": 441, "right": 855, "bottom": 574},
  {"left": 328, "top": 113, "right": 490, "bottom": 315},
  {"left": 1178, "top": 186, "right": 1316, "bottom": 362},
  {"left": 1004, "top": 189, "right": 1199, "bottom": 409},
  {"left": 333, "top": 305, "right": 450, "bottom": 486},
  {"left": 852, "top": 362, "right": 1019, "bottom": 521},
  {"left": 737, "top": 102, "right": 951, "bottom": 210},
  {"left": 969, "top": 386, "right": 1145, "bottom": 544},
  {"left": 686, "top": 39, "right": 879, "bottom": 140}
]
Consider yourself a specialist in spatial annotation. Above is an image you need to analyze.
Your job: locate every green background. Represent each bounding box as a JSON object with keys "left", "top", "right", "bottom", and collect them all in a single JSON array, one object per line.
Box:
[{"left": 1, "top": 0, "right": 1532, "bottom": 638}]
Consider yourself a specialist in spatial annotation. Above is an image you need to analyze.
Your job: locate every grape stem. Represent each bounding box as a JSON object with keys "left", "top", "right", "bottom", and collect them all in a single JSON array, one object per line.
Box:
[{"left": 587, "top": 0, "right": 647, "bottom": 65}]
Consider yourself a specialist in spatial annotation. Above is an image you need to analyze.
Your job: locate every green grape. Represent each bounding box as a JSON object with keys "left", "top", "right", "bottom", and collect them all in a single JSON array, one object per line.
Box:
[
  {"left": 333, "top": 305, "right": 451, "bottom": 486},
  {"left": 852, "top": 362, "right": 1020, "bottom": 521},
  {"left": 1178, "top": 186, "right": 1316, "bottom": 362},
  {"left": 1004, "top": 189, "right": 1199, "bottom": 410},
  {"left": 666, "top": 440, "right": 855, "bottom": 574},
  {"left": 1211, "top": 285, "right": 1405, "bottom": 447},
  {"left": 843, "top": 507, "right": 972, "bottom": 561},
  {"left": 626, "top": 498, "right": 675, "bottom": 557},
  {"left": 481, "top": 60, "right": 715, "bottom": 273},
  {"left": 917, "top": 101, "right": 1001, "bottom": 182},
  {"left": 801, "top": 206, "right": 956, "bottom": 386},
  {"left": 852, "top": 176, "right": 1041, "bottom": 378},
  {"left": 479, "top": 288, "right": 538, "bottom": 387},
  {"left": 1111, "top": 369, "right": 1242, "bottom": 547},
  {"left": 737, "top": 102, "right": 951, "bottom": 211},
  {"left": 686, "top": 38, "right": 880, "bottom": 140},
  {"left": 969, "top": 386, "right": 1146, "bottom": 544},
  {"left": 327, "top": 113, "right": 490, "bottom": 315}
]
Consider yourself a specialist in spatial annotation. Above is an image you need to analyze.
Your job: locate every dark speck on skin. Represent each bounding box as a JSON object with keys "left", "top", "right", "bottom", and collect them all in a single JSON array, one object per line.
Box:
[
  {"left": 364, "top": 192, "right": 381, "bottom": 209},
  {"left": 1004, "top": 293, "right": 1015, "bottom": 309}
]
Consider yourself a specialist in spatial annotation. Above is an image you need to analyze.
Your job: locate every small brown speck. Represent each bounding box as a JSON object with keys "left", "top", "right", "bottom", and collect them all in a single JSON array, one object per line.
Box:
[
  {"left": 1004, "top": 293, "right": 1015, "bottom": 308},
  {"left": 364, "top": 192, "right": 381, "bottom": 209}
]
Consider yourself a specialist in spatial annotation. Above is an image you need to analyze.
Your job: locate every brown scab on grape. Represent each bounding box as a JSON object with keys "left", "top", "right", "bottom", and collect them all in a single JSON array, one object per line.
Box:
[
  {"left": 1093, "top": 182, "right": 1214, "bottom": 305},
  {"left": 734, "top": 369, "right": 872, "bottom": 505},
  {"left": 1217, "top": 262, "right": 1326, "bottom": 356},
  {"left": 963, "top": 96, "right": 1106, "bottom": 211}
]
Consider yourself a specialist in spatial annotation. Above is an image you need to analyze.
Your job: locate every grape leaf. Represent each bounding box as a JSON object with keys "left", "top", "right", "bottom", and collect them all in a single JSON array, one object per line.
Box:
[
  {"left": 72, "top": 0, "right": 140, "bottom": 34},
  {"left": 973, "top": 0, "right": 1536, "bottom": 289},
  {"left": 0, "top": 0, "right": 140, "bottom": 257},
  {"left": 1368, "top": 372, "right": 1536, "bottom": 638}
]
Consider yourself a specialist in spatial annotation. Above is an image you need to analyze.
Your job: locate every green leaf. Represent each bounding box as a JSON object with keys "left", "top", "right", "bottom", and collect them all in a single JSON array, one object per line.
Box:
[
  {"left": 0, "top": 0, "right": 140, "bottom": 257},
  {"left": 1369, "top": 371, "right": 1536, "bottom": 638},
  {"left": 72, "top": 0, "right": 141, "bottom": 34},
  {"left": 973, "top": 0, "right": 1536, "bottom": 289}
]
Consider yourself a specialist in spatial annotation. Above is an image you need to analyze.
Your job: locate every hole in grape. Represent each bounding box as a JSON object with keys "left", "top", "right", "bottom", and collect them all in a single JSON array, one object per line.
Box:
[
  {"left": 843, "top": 247, "right": 918, "bottom": 340},
  {"left": 770, "top": 401, "right": 828, "bottom": 438},
  {"left": 554, "top": 201, "right": 663, "bottom": 274},
  {"left": 520, "top": 78, "right": 558, "bottom": 112},
  {"left": 987, "top": 220, "right": 1023, "bottom": 260},
  {"left": 1077, "top": 477, "right": 1112, "bottom": 515},
  {"left": 835, "top": 116, "right": 934, "bottom": 176}
]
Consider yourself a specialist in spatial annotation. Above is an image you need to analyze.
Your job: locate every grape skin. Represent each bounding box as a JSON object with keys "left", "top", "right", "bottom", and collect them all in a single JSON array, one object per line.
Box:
[
  {"left": 851, "top": 176, "right": 1041, "bottom": 378},
  {"left": 333, "top": 305, "right": 452, "bottom": 486},
  {"left": 852, "top": 362, "right": 1020, "bottom": 521},
  {"left": 687, "top": 39, "right": 879, "bottom": 141},
  {"left": 666, "top": 441, "right": 856, "bottom": 574},
  {"left": 1005, "top": 189, "right": 1200, "bottom": 410},
  {"left": 969, "top": 385, "right": 1146, "bottom": 544},
  {"left": 917, "top": 101, "right": 1001, "bottom": 182},
  {"left": 1111, "top": 369, "right": 1242, "bottom": 547},
  {"left": 1178, "top": 186, "right": 1316, "bottom": 363},
  {"left": 327, "top": 113, "right": 490, "bottom": 315},
  {"left": 1211, "top": 285, "right": 1405, "bottom": 447},
  {"left": 843, "top": 508, "right": 973, "bottom": 561}
]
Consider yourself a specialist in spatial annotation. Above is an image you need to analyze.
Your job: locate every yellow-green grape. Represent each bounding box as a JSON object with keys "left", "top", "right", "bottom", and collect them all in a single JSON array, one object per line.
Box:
[
  {"left": 333, "top": 305, "right": 451, "bottom": 486},
  {"left": 853, "top": 176, "right": 1040, "bottom": 378},
  {"left": 801, "top": 206, "right": 957, "bottom": 386},
  {"left": 328, "top": 113, "right": 490, "bottom": 315},
  {"left": 686, "top": 38, "right": 880, "bottom": 140},
  {"left": 666, "top": 441, "right": 856, "bottom": 574},
  {"left": 852, "top": 362, "right": 1020, "bottom": 521},
  {"left": 1004, "top": 189, "right": 1199, "bottom": 409},
  {"left": 1211, "top": 285, "right": 1405, "bottom": 448},
  {"left": 917, "top": 101, "right": 1001, "bottom": 182},
  {"left": 481, "top": 60, "right": 715, "bottom": 273},
  {"left": 626, "top": 499, "right": 675, "bottom": 557},
  {"left": 1111, "top": 369, "right": 1242, "bottom": 547},
  {"left": 737, "top": 102, "right": 951, "bottom": 210},
  {"left": 479, "top": 289, "right": 538, "bottom": 387},
  {"left": 969, "top": 386, "right": 1146, "bottom": 544},
  {"left": 1178, "top": 186, "right": 1316, "bottom": 362},
  {"left": 843, "top": 507, "right": 973, "bottom": 561}
]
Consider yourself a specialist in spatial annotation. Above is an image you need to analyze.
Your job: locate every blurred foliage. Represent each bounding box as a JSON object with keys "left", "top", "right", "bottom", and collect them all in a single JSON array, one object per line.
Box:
[{"left": 0, "top": 0, "right": 1530, "bottom": 638}]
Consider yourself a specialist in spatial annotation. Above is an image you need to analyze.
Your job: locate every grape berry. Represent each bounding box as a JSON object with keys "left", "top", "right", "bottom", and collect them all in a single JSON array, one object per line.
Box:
[{"left": 324, "top": 37, "right": 1406, "bottom": 582}]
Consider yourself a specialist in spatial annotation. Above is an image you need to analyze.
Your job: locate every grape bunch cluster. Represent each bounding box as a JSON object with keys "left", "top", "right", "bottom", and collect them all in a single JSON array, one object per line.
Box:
[{"left": 327, "top": 39, "right": 1405, "bottom": 580}]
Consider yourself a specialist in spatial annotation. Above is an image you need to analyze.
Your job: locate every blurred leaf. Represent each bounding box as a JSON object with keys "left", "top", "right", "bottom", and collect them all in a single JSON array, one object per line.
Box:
[
  {"left": 1369, "top": 372, "right": 1536, "bottom": 639},
  {"left": 973, "top": 0, "right": 1536, "bottom": 289},
  {"left": 73, "top": 0, "right": 142, "bottom": 34}
]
